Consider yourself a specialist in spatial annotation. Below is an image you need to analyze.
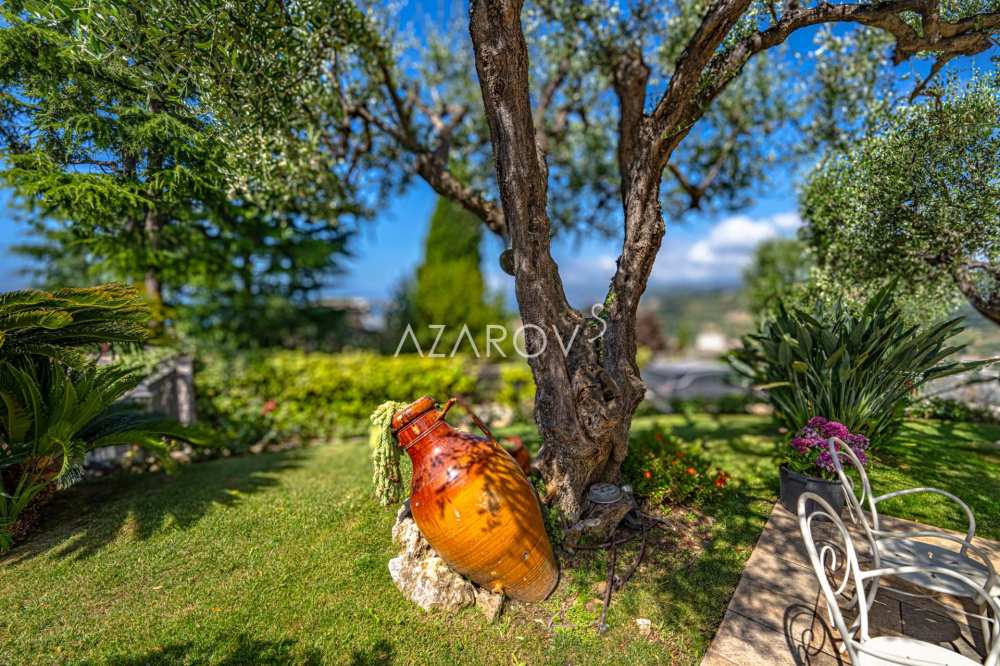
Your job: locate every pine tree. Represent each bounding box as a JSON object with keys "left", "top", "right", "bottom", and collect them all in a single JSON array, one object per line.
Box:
[{"left": 0, "top": 6, "right": 351, "bottom": 345}]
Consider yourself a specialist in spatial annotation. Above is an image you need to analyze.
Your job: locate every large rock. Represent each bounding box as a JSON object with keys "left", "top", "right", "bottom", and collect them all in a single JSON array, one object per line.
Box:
[{"left": 388, "top": 501, "right": 505, "bottom": 620}]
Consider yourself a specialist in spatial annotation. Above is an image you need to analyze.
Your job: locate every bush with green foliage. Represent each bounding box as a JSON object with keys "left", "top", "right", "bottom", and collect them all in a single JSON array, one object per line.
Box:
[
  {"left": 905, "top": 397, "right": 999, "bottom": 425},
  {"left": 623, "top": 425, "right": 730, "bottom": 506},
  {"left": 801, "top": 78, "right": 1000, "bottom": 325},
  {"left": 195, "top": 351, "right": 480, "bottom": 447},
  {"left": 495, "top": 361, "right": 535, "bottom": 418},
  {"left": 0, "top": 286, "right": 201, "bottom": 550},
  {"left": 728, "top": 285, "right": 992, "bottom": 445}
]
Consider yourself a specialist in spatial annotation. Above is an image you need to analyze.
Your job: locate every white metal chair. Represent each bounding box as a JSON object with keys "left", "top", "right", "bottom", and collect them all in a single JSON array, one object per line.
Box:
[
  {"left": 798, "top": 491, "right": 1000, "bottom": 666},
  {"left": 827, "top": 436, "right": 999, "bottom": 641}
]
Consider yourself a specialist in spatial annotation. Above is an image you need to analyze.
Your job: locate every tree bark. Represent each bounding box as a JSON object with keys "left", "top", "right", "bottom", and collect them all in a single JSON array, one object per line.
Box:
[
  {"left": 954, "top": 263, "right": 1000, "bottom": 325},
  {"left": 143, "top": 208, "right": 163, "bottom": 306},
  {"left": 469, "top": 1, "right": 669, "bottom": 522},
  {"left": 144, "top": 99, "right": 165, "bottom": 316}
]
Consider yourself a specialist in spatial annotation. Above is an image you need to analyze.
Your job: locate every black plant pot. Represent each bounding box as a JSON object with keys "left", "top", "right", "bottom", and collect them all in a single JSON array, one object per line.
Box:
[{"left": 779, "top": 465, "right": 845, "bottom": 516}]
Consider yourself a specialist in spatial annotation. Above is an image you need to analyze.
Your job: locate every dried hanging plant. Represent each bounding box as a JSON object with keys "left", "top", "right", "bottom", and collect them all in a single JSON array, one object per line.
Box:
[{"left": 370, "top": 401, "right": 407, "bottom": 506}]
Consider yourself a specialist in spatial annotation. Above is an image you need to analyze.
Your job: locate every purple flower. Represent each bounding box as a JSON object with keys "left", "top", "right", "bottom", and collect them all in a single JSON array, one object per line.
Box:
[
  {"left": 821, "top": 420, "right": 850, "bottom": 440},
  {"left": 815, "top": 450, "right": 836, "bottom": 472},
  {"left": 807, "top": 416, "right": 829, "bottom": 429},
  {"left": 845, "top": 433, "right": 869, "bottom": 449},
  {"left": 792, "top": 416, "right": 870, "bottom": 475},
  {"left": 791, "top": 437, "right": 814, "bottom": 453}
]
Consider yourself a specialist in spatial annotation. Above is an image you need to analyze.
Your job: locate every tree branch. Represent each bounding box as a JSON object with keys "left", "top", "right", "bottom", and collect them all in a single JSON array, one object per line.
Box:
[
  {"left": 413, "top": 152, "right": 506, "bottom": 236},
  {"left": 652, "top": 0, "right": 1000, "bottom": 164},
  {"left": 612, "top": 49, "right": 651, "bottom": 202},
  {"left": 704, "top": 2, "right": 999, "bottom": 109},
  {"left": 650, "top": 0, "right": 755, "bottom": 134},
  {"left": 909, "top": 54, "right": 954, "bottom": 102},
  {"left": 953, "top": 262, "right": 1000, "bottom": 325}
]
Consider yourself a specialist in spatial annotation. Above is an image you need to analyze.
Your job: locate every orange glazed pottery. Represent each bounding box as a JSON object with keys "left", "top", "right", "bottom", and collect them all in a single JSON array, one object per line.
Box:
[{"left": 391, "top": 396, "right": 559, "bottom": 602}]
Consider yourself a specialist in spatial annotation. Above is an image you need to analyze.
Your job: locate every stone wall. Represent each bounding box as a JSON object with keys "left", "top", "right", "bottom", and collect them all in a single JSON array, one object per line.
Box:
[{"left": 84, "top": 355, "right": 196, "bottom": 468}]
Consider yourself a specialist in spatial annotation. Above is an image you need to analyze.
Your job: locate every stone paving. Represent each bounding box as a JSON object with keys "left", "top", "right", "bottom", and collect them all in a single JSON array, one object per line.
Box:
[{"left": 701, "top": 503, "right": 1000, "bottom": 665}]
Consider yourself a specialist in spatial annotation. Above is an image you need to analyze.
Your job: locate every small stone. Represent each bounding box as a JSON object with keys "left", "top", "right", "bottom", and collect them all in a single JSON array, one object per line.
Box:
[
  {"left": 585, "top": 598, "right": 604, "bottom": 613},
  {"left": 594, "top": 580, "right": 608, "bottom": 596},
  {"left": 635, "top": 617, "right": 652, "bottom": 636},
  {"left": 475, "top": 586, "right": 505, "bottom": 622}
]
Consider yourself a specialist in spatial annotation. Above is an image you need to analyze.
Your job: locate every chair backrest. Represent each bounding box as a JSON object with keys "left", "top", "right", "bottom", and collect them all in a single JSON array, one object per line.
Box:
[
  {"left": 797, "top": 491, "right": 872, "bottom": 662},
  {"left": 798, "top": 491, "right": 1000, "bottom": 666},
  {"left": 827, "top": 436, "right": 881, "bottom": 533}
]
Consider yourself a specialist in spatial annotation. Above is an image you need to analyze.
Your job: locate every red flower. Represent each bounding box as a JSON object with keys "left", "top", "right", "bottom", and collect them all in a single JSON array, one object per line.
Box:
[
  {"left": 686, "top": 467, "right": 697, "bottom": 476},
  {"left": 643, "top": 470, "right": 653, "bottom": 479},
  {"left": 654, "top": 433, "right": 664, "bottom": 443},
  {"left": 714, "top": 471, "right": 730, "bottom": 488},
  {"left": 261, "top": 399, "right": 278, "bottom": 415}
]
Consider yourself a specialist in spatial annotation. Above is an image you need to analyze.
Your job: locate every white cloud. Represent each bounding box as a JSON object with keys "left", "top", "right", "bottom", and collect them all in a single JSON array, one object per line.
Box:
[
  {"left": 486, "top": 210, "right": 805, "bottom": 307},
  {"left": 772, "top": 212, "right": 802, "bottom": 230},
  {"left": 651, "top": 211, "right": 802, "bottom": 285}
]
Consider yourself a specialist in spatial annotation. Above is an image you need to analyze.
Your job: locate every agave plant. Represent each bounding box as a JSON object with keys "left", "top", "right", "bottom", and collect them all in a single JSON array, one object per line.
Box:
[
  {"left": 0, "top": 285, "right": 204, "bottom": 551},
  {"left": 728, "top": 284, "right": 994, "bottom": 446}
]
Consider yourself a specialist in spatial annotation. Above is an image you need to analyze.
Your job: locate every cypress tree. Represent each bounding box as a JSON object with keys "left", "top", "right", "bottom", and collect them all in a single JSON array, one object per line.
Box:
[{"left": 387, "top": 197, "right": 508, "bottom": 355}]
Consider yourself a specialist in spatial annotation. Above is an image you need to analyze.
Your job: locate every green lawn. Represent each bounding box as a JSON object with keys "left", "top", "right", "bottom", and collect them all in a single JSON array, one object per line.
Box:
[{"left": 2, "top": 415, "right": 998, "bottom": 665}]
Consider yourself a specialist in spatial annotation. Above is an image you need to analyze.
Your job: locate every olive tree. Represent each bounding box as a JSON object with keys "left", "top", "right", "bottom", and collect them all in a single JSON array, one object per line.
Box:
[
  {"left": 802, "top": 78, "right": 1000, "bottom": 324},
  {"left": 464, "top": 1, "right": 999, "bottom": 519},
  {"left": 34, "top": 0, "right": 1000, "bottom": 522}
]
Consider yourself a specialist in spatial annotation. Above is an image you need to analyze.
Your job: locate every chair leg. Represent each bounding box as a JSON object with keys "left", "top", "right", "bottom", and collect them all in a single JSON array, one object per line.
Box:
[{"left": 980, "top": 601, "right": 992, "bottom": 649}]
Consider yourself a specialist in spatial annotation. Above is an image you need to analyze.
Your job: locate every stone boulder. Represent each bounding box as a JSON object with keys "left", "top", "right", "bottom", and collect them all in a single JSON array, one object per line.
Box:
[{"left": 388, "top": 501, "right": 505, "bottom": 621}]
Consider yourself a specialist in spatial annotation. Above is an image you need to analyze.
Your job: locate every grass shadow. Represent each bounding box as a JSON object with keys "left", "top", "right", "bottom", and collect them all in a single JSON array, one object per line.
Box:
[
  {"left": 2, "top": 449, "right": 305, "bottom": 564},
  {"left": 75, "top": 633, "right": 323, "bottom": 665}
]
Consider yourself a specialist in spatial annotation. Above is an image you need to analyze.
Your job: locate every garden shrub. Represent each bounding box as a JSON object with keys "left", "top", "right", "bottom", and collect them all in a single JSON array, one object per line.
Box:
[
  {"left": 196, "top": 351, "right": 479, "bottom": 446},
  {"left": 0, "top": 286, "right": 202, "bottom": 551},
  {"left": 624, "top": 426, "right": 730, "bottom": 506},
  {"left": 728, "top": 284, "right": 991, "bottom": 446},
  {"left": 495, "top": 361, "right": 535, "bottom": 418},
  {"left": 905, "top": 397, "right": 999, "bottom": 424}
]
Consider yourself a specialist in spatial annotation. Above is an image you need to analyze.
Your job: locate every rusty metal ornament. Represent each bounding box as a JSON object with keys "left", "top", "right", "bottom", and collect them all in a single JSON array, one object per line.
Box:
[{"left": 391, "top": 396, "right": 559, "bottom": 602}]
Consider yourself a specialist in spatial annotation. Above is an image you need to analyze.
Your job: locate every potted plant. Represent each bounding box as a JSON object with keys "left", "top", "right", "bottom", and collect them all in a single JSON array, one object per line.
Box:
[{"left": 778, "top": 417, "right": 870, "bottom": 515}]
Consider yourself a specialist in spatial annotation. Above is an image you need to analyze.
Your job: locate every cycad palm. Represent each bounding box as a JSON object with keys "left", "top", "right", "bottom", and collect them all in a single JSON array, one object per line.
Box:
[
  {"left": 0, "top": 284, "right": 204, "bottom": 551},
  {"left": 0, "top": 285, "right": 150, "bottom": 369}
]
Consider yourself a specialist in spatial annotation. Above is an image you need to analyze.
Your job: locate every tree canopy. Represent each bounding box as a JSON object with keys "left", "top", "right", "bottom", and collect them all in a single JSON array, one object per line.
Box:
[
  {"left": 0, "top": 1, "right": 352, "bottom": 346},
  {"left": 802, "top": 77, "right": 1000, "bottom": 324}
]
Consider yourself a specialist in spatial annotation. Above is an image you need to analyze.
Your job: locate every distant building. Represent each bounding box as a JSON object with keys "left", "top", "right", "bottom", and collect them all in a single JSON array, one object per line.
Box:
[
  {"left": 319, "top": 297, "right": 380, "bottom": 333},
  {"left": 694, "top": 329, "right": 730, "bottom": 355}
]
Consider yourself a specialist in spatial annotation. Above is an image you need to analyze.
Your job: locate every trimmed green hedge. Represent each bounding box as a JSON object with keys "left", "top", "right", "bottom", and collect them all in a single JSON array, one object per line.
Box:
[{"left": 196, "top": 351, "right": 501, "bottom": 447}]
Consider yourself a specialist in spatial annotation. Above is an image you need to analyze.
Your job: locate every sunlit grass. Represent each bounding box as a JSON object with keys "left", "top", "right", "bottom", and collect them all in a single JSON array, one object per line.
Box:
[{"left": 2, "top": 415, "right": 997, "bottom": 664}]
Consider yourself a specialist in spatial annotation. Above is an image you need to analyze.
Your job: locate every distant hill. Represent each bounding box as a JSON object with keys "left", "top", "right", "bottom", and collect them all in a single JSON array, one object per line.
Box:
[
  {"left": 641, "top": 287, "right": 753, "bottom": 349},
  {"left": 642, "top": 286, "right": 1000, "bottom": 358}
]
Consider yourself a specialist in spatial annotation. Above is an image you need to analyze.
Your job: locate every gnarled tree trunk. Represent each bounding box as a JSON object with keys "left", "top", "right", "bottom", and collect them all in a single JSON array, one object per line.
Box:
[
  {"left": 954, "top": 263, "right": 1000, "bottom": 325},
  {"left": 469, "top": 3, "right": 665, "bottom": 521}
]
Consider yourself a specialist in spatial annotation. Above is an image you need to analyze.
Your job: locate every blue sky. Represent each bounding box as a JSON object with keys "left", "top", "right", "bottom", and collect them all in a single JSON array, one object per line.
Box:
[
  {"left": 319, "top": 179, "right": 802, "bottom": 310},
  {"left": 0, "top": 1, "right": 992, "bottom": 311}
]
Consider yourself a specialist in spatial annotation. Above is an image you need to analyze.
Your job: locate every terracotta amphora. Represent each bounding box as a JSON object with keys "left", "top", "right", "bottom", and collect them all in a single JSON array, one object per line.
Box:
[{"left": 391, "top": 396, "right": 559, "bottom": 602}]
